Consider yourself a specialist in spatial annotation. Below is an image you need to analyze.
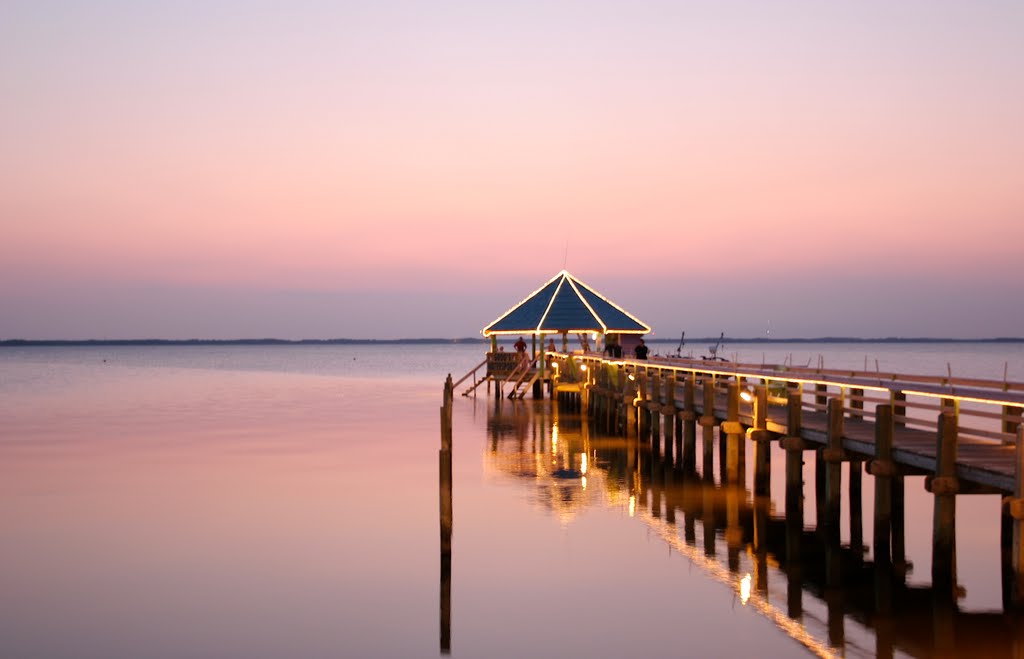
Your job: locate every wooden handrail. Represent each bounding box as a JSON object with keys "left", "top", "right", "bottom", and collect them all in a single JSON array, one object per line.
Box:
[
  {"left": 556, "top": 352, "right": 1024, "bottom": 448},
  {"left": 509, "top": 357, "right": 538, "bottom": 389},
  {"left": 453, "top": 357, "right": 489, "bottom": 388},
  {"left": 654, "top": 355, "right": 1024, "bottom": 394}
]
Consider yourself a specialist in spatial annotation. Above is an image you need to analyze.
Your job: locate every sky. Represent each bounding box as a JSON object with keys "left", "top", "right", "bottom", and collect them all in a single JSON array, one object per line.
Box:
[{"left": 1, "top": 1, "right": 1022, "bottom": 340}]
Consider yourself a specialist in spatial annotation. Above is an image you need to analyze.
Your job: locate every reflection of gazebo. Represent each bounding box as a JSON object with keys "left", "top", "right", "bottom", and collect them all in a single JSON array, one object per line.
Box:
[
  {"left": 482, "top": 270, "right": 651, "bottom": 355},
  {"left": 482, "top": 400, "right": 609, "bottom": 526}
]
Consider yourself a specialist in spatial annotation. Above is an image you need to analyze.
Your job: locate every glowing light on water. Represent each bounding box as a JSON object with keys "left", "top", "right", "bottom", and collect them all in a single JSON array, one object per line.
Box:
[{"left": 740, "top": 574, "right": 752, "bottom": 604}]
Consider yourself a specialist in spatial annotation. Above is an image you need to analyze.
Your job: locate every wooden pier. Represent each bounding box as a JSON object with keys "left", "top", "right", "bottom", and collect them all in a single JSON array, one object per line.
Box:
[{"left": 540, "top": 351, "right": 1024, "bottom": 603}]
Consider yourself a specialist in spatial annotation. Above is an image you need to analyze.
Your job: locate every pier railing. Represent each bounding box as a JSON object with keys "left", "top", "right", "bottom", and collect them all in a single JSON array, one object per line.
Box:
[
  {"left": 540, "top": 348, "right": 1024, "bottom": 605},
  {"left": 562, "top": 352, "right": 1024, "bottom": 447}
]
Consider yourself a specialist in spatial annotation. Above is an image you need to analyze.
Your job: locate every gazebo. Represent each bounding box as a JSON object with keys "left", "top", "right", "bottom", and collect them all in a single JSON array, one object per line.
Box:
[
  {"left": 482, "top": 269, "right": 651, "bottom": 358},
  {"left": 452, "top": 270, "right": 650, "bottom": 399}
]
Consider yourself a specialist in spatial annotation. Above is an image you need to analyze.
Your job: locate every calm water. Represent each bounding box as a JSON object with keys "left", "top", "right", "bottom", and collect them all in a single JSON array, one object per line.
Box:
[{"left": 1, "top": 342, "right": 1023, "bottom": 658}]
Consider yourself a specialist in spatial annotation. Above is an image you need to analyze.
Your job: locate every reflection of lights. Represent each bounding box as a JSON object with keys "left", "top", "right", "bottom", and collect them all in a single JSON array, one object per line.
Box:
[
  {"left": 581, "top": 476, "right": 587, "bottom": 489},
  {"left": 740, "top": 574, "right": 752, "bottom": 604},
  {"left": 551, "top": 424, "right": 558, "bottom": 453},
  {"left": 638, "top": 510, "right": 840, "bottom": 658},
  {"left": 628, "top": 495, "right": 636, "bottom": 517},
  {"left": 580, "top": 453, "right": 588, "bottom": 474}
]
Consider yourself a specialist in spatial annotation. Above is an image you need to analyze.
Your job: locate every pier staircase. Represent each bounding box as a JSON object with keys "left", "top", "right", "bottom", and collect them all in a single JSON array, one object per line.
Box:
[
  {"left": 453, "top": 353, "right": 543, "bottom": 398},
  {"left": 505, "top": 358, "right": 540, "bottom": 399},
  {"left": 454, "top": 358, "right": 489, "bottom": 396}
]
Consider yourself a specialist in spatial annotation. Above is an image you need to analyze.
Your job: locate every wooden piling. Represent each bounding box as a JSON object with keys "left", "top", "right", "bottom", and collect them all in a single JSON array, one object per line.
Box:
[
  {"left": 724, "top": 381, "right": 742, "bottom": 485},
  {"left": 931, "top": 411, "right": 959, "bottom": 596},
  {"left": 824, "top": 397, "right": 844, "bottom": 543},
  {"left": 701, "top": 375, "right": 716, "bottom": 478},
  {"left": 872, "top": 404, "right": 895, "bottom": 565},
  {"left": 752, "top": 384, "right": 770, "bottom": 497},
  {"left": 784, "top": 383, "right": 805, "bottom": 515},
  {"left": 682, "top": 374, "right": 697, "bottom": 473},
  {"left": 439, "top": 447, "right": 453, "bottom": 654},
  {"left": 815, "top": 450, "right": 826, "bottom": 532},
  {"left": 649, "top": 370, "right": 661, "bottom": 455},
  {"left": 1011, "top": 425, "right": 1024, "bottom": 604},
  {"left": 441, "top": 374, "right": 454, "bottom": 451},
  {"left": 626, "top": 373, "right": 638, "bottom": 438},
  {"left": 849, "top": 460, "right": 863, "bottom": 558},
  {"left": 439, "top": 375, "right": 453, "bottom": 654},
  {"left": 637, "top": 372, "right": 649, "bottom": 439},
  {"left": 663, "top": 375, "right": 676, "bottom": 465},
  {"left": 892, "top": 474, "right": 907, "bottom": 572}
]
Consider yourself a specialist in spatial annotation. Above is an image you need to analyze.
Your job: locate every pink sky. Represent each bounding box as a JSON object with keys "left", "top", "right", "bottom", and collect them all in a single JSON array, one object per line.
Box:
[{"left": 2, "top": 1, "right": 1022, "bottom": 339}]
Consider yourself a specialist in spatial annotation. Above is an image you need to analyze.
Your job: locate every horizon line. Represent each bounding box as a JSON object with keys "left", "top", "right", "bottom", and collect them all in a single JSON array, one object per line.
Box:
[{"left": 2, "top": 336, "right": 1024, "bottom": 347}]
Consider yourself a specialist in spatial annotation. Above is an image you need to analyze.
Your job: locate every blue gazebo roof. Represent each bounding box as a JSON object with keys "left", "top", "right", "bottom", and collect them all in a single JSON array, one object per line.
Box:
[{"left": 482, "top": 270, "right": 651, "bottom": 336}]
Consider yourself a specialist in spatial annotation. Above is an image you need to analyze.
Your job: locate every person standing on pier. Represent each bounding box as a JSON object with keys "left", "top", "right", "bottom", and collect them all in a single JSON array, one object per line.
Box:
[
  {"left": 634, "top": 339, "right": 649, "bottom": 360},
  {"left": 514, "top": 336, "right": 529, "bottom": 368}
]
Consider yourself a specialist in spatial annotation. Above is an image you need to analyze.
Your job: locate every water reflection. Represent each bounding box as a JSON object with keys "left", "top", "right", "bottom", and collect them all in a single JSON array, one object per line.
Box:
[
  {"left": 484, "top": 399, "right": 609, "bottom": 525},
  {"left": 479, "top": 397, "right": 1024, "bottom": 658}
]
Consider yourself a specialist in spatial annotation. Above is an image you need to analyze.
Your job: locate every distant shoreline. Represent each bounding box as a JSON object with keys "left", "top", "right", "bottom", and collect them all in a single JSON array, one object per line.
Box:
[{"left": 2, "top": 336, "right": 1023, "bottom": 347}]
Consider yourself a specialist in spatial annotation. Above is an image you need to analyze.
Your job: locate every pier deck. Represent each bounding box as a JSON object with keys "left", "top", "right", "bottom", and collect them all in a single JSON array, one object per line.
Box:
[{"left": 563, "top": 353, "right": 1023, "bottom": 495}]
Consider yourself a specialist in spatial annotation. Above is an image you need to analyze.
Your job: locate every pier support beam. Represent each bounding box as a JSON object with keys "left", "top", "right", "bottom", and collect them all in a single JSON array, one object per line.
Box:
[
  {"left": 700, "top": 376, "right": 716, "bottom": 479},
  {"left": 751, "top": 384, "right": 771, "bottom": 497},
  {"left": 824, "top": 397, "right": 845, "bottom": 543},
  {"left": 871, "top": 405, "right": 895, "bottom": 566},
  {"left": 784, "top": 384, "right": 805, "bottom": 517},
  {"left": 850, "top": 460, "right": 863, "bottom": 558},
  {"left": 682, "top": 374, "right": 697, "bottom": 473},
  {"left": 931, "top": 411, "right": 959, "bottom": 598},
  {"left": 648, "top": 371, "right": 661, "bottom": 456},
  {"left": 637, "top": 372, "right": 649, "bottom": 440},
  {"left": 625, "top": 374, "right": 638, "bottom": 438},
  {"left": 1009, "top": 426, "right": 1024, "bottom": 605},
  {"left": 724, "top": 382, "right": 742, "bottom": 485},
  {"left": 893, "top": 474, "right": 907, "bottom": 573},
  {"left": 663, "top": 375, "right": 676, "bottom": 465}
]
